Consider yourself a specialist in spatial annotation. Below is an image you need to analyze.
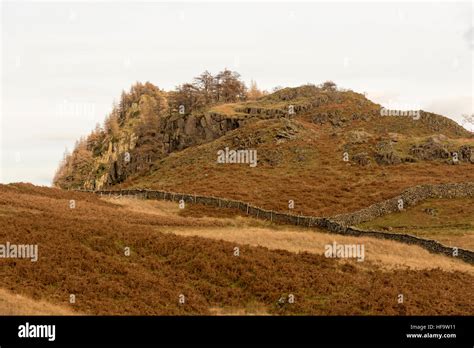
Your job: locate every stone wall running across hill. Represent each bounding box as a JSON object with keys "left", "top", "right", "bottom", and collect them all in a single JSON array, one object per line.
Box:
[
  {"left": 331, "top": 182, "right": 474, "bottom": 226},
  {"left": 84, "top": 182, "right": 474, "bottom": 264}
]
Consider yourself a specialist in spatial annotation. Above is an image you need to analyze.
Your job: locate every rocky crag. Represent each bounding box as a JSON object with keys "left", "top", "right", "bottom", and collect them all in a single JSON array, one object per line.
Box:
[{"left": 53, "top": 73, "right": 473, "bottom": 190}]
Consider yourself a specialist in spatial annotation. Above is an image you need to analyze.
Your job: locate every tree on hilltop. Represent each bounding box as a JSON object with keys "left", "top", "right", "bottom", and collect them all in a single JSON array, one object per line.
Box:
[
  {"left": 247, "top": 80, "right": 266, "bottom": 100},
  {"left": 321, "top": 80, "right": 337, "bottom": 91}
]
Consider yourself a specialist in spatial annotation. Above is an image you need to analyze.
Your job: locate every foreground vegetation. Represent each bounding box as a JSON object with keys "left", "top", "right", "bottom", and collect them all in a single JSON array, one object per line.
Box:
[{"left": 0, "top": 183, "right": 472, "bottom": 315}]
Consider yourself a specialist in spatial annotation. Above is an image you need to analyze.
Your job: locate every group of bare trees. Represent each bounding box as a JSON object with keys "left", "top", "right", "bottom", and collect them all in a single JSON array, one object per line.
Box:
[
  {"left": 53, "top": 136, "right": 94, "bottom": 189},
  {"left": 168, "top": 69, "right": 251, "bottom": 112}
]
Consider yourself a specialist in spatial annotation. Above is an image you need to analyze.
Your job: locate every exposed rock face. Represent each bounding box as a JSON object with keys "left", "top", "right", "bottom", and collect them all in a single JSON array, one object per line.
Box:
[
  {"left": 353, "top": 152, "right": 371, "bottom": 166},
  {"left": 458, "top": 145, "right": 474, "bottom": 163},
  {"left": 85, "top": 112, "right": 244, "bottom": 189},
  {"left": 274, "top": 119, "right": 299, "bottom": 143},
  {"left": 410, "top": 137, "right": 450, "bottom": 161},
  {"left": 162, "top": 112, "right": 243, "bottom": 152},
  {"left": 409, "top": 136, "right": 474, "bottom": 163},
  {"left": 346, "top": 130, "right": 372, "bottom": 144},
  {"left": 374, "top": 141, "right": 402, "bottom": 165},
  {"left": 311, "top": 112, "right": 348, "bottom": 127},
  {"left": 310, "top": 110, "right": 376, "bottom": 127},
  {"left": 420, "top": 112, "right": 469, "bottom": 136},
  {"left": 235, "top": 106, "right": 289, "bottom": 118}
]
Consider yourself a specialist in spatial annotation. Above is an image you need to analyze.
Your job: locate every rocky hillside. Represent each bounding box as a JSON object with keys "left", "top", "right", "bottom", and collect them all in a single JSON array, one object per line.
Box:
[{"left": 53, "top": 71, "right": 474, "bottom": 215}]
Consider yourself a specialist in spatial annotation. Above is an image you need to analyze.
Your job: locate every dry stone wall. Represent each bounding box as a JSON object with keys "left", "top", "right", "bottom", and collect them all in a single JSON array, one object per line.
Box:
[
  {"left": 332, "top": 182, "right": 474, "bottom": 226},
  {"left": 86, "top": 182, "right": 474, "bottom": 264}
]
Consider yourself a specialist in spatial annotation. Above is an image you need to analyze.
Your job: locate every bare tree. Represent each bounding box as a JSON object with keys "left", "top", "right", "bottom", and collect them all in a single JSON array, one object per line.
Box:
[
  {"left": 214, "top": 69, "right": 247, "bottom": 102},
  {"left": 321, "top": 80, "right": 337, "bottom": 91}
]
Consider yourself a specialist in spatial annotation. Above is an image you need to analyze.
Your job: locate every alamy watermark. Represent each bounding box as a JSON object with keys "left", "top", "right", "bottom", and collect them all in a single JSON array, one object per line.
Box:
[
  {"left": 324, "top": 241, "right": 365, "bottom": 262},
  {"left": 0, "top": 242, "right": 38, "bottom": 262},
  {"left": 380, "top": 107, "right": 420, "bottom": 120},
  {"left": 217, "top": 147, "right": 257, "bottom": 167},
  {"left": 18, "top": 322, "right": 55, "bottom": 342},
  {"left": 55, "top": 100, "right": 96, "bottom": 120}
]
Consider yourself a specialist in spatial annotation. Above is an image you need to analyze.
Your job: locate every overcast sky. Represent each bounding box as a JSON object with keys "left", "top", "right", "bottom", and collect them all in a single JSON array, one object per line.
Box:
[{"left": 1, "top": 1, "right": 473, "bottom": 186}]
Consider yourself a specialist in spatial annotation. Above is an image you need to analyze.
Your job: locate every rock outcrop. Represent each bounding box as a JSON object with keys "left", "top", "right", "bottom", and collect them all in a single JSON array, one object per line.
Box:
[
  {"left": 374, "top": 140, "right": 402, "bottom": 165},
  {"left": 53, "top": 80, "right": 473, "bottom": 190},
  {"left": 84, "top": 111, "right": 245, "bottom": 189},
  {"left": 410, "top": 136, "right": 451, "bottom": 161}
]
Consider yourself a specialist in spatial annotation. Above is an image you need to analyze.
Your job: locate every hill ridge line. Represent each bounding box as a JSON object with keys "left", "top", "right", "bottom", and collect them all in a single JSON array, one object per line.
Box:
[{"left": 77, "top": 181, "right": 474, "bottom": 264}]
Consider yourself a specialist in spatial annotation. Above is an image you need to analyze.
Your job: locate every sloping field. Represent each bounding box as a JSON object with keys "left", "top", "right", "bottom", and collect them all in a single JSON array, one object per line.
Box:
[
  {"left": 111, "top": 197, "right": 474, "bottom": 273},
  {"left": 357, "top": 197, "right": 474, "bottom": 250},
  {"left": 123, "top": 118, "right": 474, "bottom": 217},
  {"left": 162, "top": 226, "right": 474, "bottom": 274},
  {"left": 0, "top": 184, "right": 473, "bottom": 315}
]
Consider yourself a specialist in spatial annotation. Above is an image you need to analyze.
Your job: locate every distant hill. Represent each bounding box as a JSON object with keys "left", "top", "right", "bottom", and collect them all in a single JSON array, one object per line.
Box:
[{"left": 53, "top": 70, "right": 474, "bottom": 216}]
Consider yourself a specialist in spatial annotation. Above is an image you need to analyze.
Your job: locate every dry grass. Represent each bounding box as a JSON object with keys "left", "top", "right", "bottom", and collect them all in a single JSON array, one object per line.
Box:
[
  {"left": 0, "top": 288, "right": 77, "bottom": 315},
  {"left": 1, "top": 183, "right": 473, "bottom": 315},
  {"left": 162, "top": 226, "right": 474, "bottom": 275},
  {"left": 104, "top": 196, "right": 183, "bottom": 218},
  {"left": 209, "top": 103, "right": 241, "bottom": 116},
  {"left": 114, "top": 197, "right": 474, "bottom": 274},
  {"left": 111, "top": 197, "right": 474, "bottom": 274},
  {"left": 208, "top": 305, "right": 269, "bottom": 316}
]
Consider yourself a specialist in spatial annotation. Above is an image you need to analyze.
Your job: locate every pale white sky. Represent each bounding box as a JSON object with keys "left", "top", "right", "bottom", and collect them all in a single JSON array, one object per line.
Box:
[{"left": 1, "top": 1, "right": 473, "bottom": 185}]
